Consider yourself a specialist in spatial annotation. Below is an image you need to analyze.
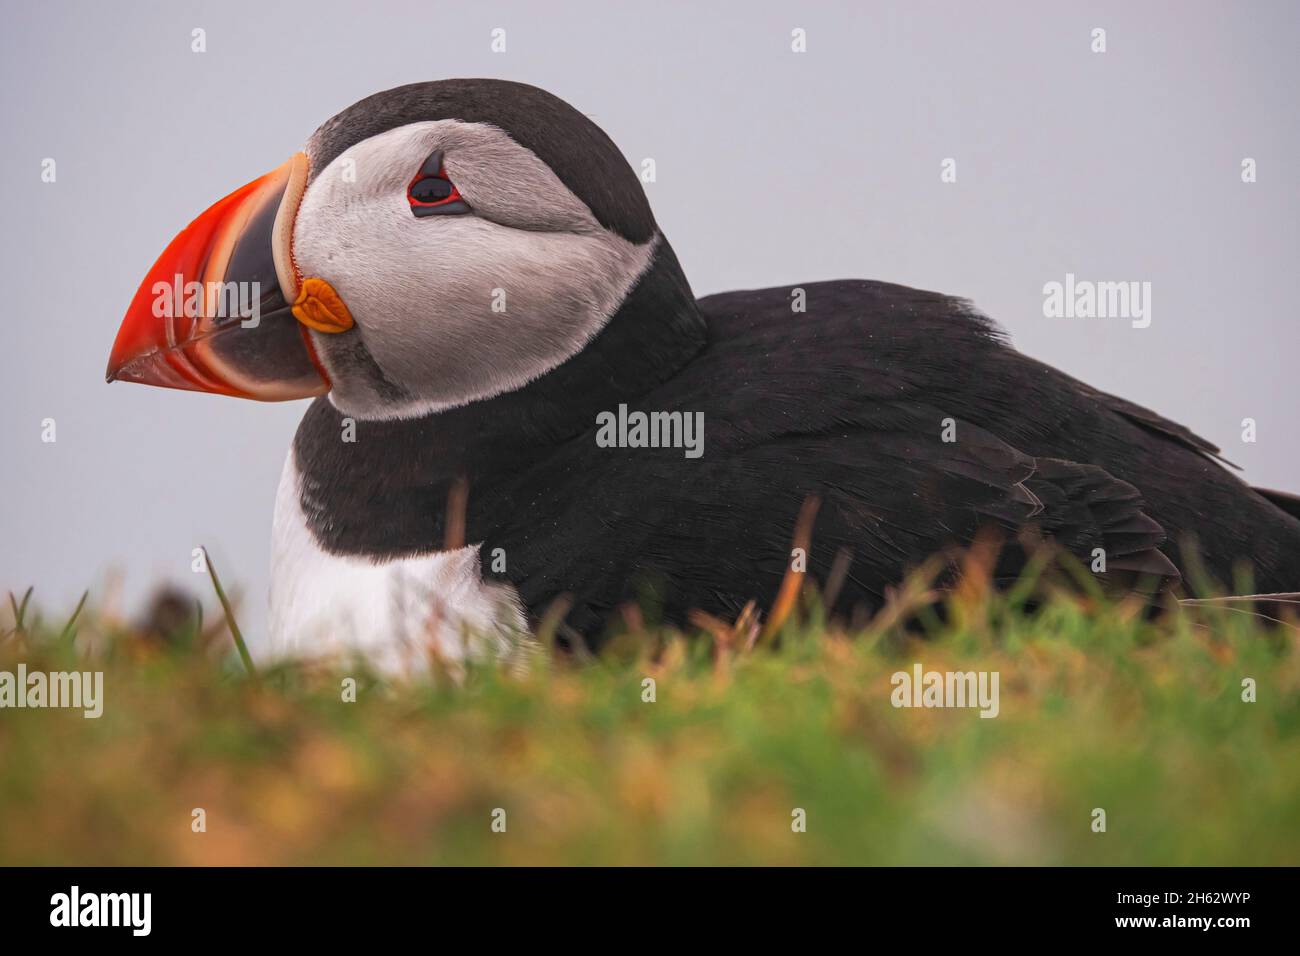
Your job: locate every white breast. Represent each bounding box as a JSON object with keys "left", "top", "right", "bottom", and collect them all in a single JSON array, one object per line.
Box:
[{"left": 268, "top": 452, "right": 532, "bottom": 678}]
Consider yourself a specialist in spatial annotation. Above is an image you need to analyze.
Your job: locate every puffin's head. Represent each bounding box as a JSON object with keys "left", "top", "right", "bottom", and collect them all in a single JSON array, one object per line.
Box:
[{"left": 107, "top": 80, "right": 660, "bottom": 419}]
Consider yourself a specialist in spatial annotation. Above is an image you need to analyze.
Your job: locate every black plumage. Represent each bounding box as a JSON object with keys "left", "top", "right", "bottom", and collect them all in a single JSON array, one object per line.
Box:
[{"left": 294, "top": 244, "right": 1300, "bottom": 641}]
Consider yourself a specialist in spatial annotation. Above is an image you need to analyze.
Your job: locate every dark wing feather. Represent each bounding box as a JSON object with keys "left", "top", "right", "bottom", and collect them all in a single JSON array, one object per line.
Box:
[
  {"left": 1073, "top": 381, "right": 1237, "bottom": 468},
  {"left": 489, "top": 409, "right": 1176, "bottom": 634}
]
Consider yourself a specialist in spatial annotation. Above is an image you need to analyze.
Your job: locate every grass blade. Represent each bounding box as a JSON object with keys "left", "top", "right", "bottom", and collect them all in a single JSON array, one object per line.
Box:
[
  {"left": 9, "top": 586, "right": 34, "bottom": 631},
  {"left": 58, "top": 590, "right": 90, "bottom": 649},
  {"left": 202, "top": 547, "right": 256, "bottom": 676}
]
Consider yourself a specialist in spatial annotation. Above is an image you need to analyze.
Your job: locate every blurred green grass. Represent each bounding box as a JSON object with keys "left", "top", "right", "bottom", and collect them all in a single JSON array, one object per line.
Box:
[{"left": 0, "top": 579, "right": 1297, "bottom": 865}]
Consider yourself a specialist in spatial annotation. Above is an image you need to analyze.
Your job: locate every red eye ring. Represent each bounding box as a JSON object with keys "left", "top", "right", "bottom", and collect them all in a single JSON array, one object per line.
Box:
[
  {"left": 407, "top": 170, "right": 464, "bottom": 207},
  {"left": 407, "top": 149, "right": 471, "bottom": 217}
]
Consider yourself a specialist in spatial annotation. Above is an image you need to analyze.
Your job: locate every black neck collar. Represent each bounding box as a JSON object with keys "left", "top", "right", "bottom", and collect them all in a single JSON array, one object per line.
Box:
[{"left": 292, "top": 238, "right": 706, "bottom": 556}]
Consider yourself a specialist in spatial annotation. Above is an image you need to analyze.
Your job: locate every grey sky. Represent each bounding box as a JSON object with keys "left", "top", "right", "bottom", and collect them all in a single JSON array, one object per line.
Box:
[{"left": 2, "top": 0, "right": 1297, "bottom": 647}]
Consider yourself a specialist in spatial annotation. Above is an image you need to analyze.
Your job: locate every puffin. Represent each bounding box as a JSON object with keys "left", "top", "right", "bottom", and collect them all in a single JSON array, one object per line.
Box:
[{"left": 106, "top": 79, "right": 1300, "bottom": 672}]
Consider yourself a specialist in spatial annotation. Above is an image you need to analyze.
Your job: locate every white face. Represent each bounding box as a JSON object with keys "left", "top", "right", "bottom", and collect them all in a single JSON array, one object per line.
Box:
[{"left": 291, "top": 120, "right": 657, "bottom": 420}]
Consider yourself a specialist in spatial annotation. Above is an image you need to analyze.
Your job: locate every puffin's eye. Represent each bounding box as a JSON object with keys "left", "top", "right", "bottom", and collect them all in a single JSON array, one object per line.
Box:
[{"left": 407, "top": 149, "right": 471, "bottom": 217}]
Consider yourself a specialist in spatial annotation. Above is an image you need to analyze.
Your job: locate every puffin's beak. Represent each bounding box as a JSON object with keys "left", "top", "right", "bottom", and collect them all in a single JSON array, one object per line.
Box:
[{"left": 106, "top": 153, "right": 331, "bottom": 400}]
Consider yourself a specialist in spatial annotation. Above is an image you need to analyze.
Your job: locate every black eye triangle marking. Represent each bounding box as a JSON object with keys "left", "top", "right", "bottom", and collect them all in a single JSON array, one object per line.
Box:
[
  {"left": 418, "top": 149, "right": 445, "bottom": 179},
  {"left": 408, "top": 148, "right": 471, "bottom": 217}
]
